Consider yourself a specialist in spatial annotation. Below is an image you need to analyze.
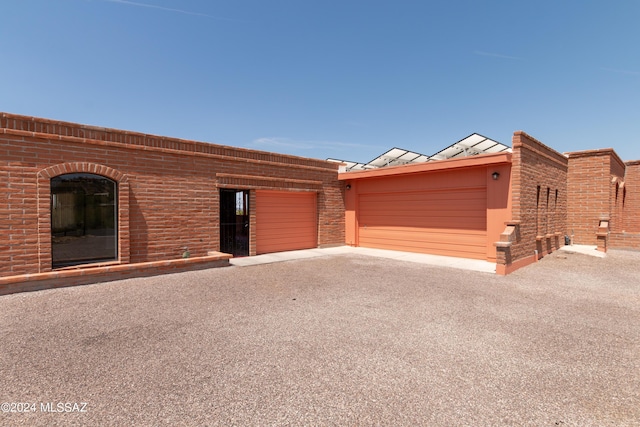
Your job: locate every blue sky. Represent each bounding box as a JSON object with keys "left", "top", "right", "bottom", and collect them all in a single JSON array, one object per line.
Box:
[{"left": 2, "top": 0, "right": 640, "bottom": 162}]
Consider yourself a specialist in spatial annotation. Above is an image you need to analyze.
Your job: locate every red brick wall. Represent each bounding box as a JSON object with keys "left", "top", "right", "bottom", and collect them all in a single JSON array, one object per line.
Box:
[
  {"left": 1, "top": 163, "right": 39, "bottom": 273},
  {"left": 1, "top": 113, "right": 344, "bottom": 278},
  {"left": 609, "top": 161, "right": 640, "bottom": 249},
  {"left": 566, "top": 149, "right": 624, "bottom": 246},
  {"left": 609, "top": 155, "right": 626, "bottom": 238},
  {"left": 621, "top": 162, "right": 640, "bottom": 232},
  {"left": 504, "top": 132, "right": 568, "bottom": 265}
]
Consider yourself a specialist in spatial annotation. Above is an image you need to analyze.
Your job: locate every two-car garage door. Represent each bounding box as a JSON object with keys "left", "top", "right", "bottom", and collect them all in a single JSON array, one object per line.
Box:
[
  {"left": 357, "top": 187, "right": 487, "bottom": 260},
  {"left": 256, "top": 191, "right": 317, "bottom": 254},
  {"left": 255, "top": 187, "right": 486, "bottom": 258}
]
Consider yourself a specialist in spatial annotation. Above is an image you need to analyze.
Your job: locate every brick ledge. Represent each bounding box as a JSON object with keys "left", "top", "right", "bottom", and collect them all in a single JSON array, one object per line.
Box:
[{"left": 0, "top": 253, "right": 232, "bottom": 296}]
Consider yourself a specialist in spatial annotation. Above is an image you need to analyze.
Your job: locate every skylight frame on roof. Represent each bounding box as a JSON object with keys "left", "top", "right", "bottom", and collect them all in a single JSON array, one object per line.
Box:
[{"left": 330, "top": 133, "right": 511, "bottom": 171}]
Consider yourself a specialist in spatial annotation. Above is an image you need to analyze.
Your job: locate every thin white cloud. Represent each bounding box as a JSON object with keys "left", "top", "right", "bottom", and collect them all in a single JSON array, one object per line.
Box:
[
  {"left": 100, "top": 0, "right": 238, "bottom": 21},
  {"left": 474, "top": 50, "right": 525, "bottom": 61},
  {"left": 601, "top": 67, "right": 640, "bottom": 76}
]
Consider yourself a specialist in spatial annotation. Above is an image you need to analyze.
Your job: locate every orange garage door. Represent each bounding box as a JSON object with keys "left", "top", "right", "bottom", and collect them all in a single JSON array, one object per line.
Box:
[
  {"left": 358, "top": 187, "right": 487, "bottom": 259},
  {"left": 256, "top": 191, "right": 317, "bottom": 254}
]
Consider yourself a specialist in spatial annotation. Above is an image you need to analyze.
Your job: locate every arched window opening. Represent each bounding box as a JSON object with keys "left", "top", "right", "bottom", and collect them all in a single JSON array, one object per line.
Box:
[{"left": 51, "top": 173, "right": 118, "bottom": 268}]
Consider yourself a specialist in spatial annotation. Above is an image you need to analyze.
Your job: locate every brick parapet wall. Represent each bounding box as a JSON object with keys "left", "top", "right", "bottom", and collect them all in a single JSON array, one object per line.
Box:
[
  {"left": 0, "top": 112, "right": 334, "bottom": 171},
  {"left": 608, "top": 161, "right": 640, "bottom": 249},
  {"left": 566, "top": 149, "right": 626, "bottom": 246},
  {"left": 1, "top": 114, "right": 344, "bottom": 279},
  {"left": 620, "top": 162, "right": 640, "bottom": 234},
  {"left": 609, "top": 155, "right": 626, "bottom": 239},
  {"left": 495, "top": 131, "right": 568, "bottom": 274},
  {"left": 610, "top": 152, "right": 626, "bottom": 177},
  {"left": 566, "top": 153, "right": 610, "bottom": 245},
  {"left": 499, "top": 132, "right": 567, "bottom": 270}
]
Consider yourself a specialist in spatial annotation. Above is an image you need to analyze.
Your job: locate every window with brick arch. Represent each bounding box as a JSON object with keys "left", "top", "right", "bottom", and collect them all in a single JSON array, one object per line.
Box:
[{"left": 50, "top": 173, "right": 118, "bottom": 268}]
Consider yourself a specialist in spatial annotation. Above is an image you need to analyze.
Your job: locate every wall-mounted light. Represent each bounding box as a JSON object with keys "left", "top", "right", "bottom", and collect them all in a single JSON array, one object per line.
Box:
[
  {"left": 492, "top": 172, "right": 500, "bottom": 180},
  {"left": 346, "top": 184, "right": 352, "bottom": 190}
]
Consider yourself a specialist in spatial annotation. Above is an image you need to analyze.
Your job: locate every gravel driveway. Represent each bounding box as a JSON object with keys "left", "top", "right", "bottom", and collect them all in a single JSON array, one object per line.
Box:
[{"left": 1, "top": 250, "right": 639, "bottom": 426}]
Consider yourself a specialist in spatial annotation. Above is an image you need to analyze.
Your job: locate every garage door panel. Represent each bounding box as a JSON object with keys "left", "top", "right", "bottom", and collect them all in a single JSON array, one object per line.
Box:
[
  {"left": 359, "top": 240, "right": 486, "bottom": 258},
  {"left": 355, "top": 240, "right": 488, "bottom": 259},
  {"left": 257, "top": 227, "right": 316, "bottom": 238},
  {"left": 359, "top": 193, "right": 486, "bottom": 204},
  {"left": 256, "top": 191, "right": 317, "bottom": 254},
  {"left": 360, "top": 213, "right": 486, "bottom": 228},
  {"left": 257, "top": 224, "right": 316, "bottom": 232},
  {"left": 357, "top": 188, "right": 487, "bottom": 259},
  {"left": 361, "top": 229, "right": 485, "bottom": 247},
  {"left": 360, "top": 202, "right": 485, "bottom": 213},
  {"left": 257, "top": 205, "right": 316, "bottom": 214},
  {"left": 360, "top": 228, "right": 486, "bottom": 246},
  {"left": 360, "top": 196, "right": 486, "bottom": 210},
  {"left": 360, "top": 227, "right": 486, "bottom": 239},
  {"left": 364, "top": 192, "right": 486, "bottom": 201},
  {"left": 360, "top": 213, "right": 486, "bottom": 230},
  {"left": 257, "top": 234, "right": 316, "bottom": 254},
  {"left": 257, "top": 219, "right": 317, "bottom": 229},
  {"left": 361, "top": 231, "right": 486, "bottom": 259},
  {"left": 361, "top": 214, "right": 486, "bottom": 224},
  {"left": 359, "top": 189, "right": 485, "bottom": 203}
]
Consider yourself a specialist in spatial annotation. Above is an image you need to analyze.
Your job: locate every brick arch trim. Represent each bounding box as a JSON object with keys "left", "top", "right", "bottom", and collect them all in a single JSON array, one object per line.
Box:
[
  {"left": 38, "top": 162, "right": 127, "bottom": 182},
  {"left": 36, "top": 162, "right": 130, "bottom": 273}
]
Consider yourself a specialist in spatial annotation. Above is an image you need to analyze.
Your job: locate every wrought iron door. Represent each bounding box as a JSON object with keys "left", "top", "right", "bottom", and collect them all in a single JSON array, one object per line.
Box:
[{"left": 220, "top": 189, "right": 249, "bottom": 256}]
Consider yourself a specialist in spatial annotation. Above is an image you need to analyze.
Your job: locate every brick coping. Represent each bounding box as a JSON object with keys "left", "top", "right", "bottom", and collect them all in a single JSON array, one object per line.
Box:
[
  {"left": 0, "top": 253, "right": 233, "bottom": 296},
  {"left": 565, "top": 147, "right": 626, "bottom": 167}
]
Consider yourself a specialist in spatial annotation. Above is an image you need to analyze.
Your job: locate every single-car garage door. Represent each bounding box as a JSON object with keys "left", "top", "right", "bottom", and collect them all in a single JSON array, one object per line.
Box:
[
  {"left": 256, "top": 191, "right": 317, "bottom": 254},
  {"left": 357, "top": 187, "right": 487, "bottom": 259}
]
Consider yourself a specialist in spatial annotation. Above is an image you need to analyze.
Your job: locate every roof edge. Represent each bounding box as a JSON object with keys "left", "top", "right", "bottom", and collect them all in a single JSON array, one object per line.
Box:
[
  {"left": 1, "top": 111, "right": 338, "bottom": 169},
  {"left": 339, "top": 152, "right": 511, "bottom": 180}
]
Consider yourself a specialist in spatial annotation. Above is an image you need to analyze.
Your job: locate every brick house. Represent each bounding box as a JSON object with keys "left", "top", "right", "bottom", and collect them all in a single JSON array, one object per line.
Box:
[
  {"left": 1, "top": 113, "right": 639, "bottom": 293},
  {"left": 1, "top": 113, "right": 344, "bottom": 294}
]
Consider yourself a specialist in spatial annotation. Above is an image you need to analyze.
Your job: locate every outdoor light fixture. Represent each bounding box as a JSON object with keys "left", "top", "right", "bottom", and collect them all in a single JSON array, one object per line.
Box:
[
  {"left": 346, "top": 184, "right": 352, "bottom": 190},
  {"left": 492, "top": 172, "right": 500, "bottom": 180}
]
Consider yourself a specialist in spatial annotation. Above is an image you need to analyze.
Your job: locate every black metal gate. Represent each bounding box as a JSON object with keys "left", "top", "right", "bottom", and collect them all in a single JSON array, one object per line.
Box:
[{"left": 220, "top": 189, "right": 249, "bottom": 256}]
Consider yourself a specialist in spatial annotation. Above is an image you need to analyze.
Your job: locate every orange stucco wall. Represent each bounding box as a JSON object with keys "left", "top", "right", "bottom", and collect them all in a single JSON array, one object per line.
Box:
[
  {"left": 486, "top": 164, "right": 512, "bottom": 261},
  {"left": 341, "top": 153, "right": 512, "bottom": 262}
]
